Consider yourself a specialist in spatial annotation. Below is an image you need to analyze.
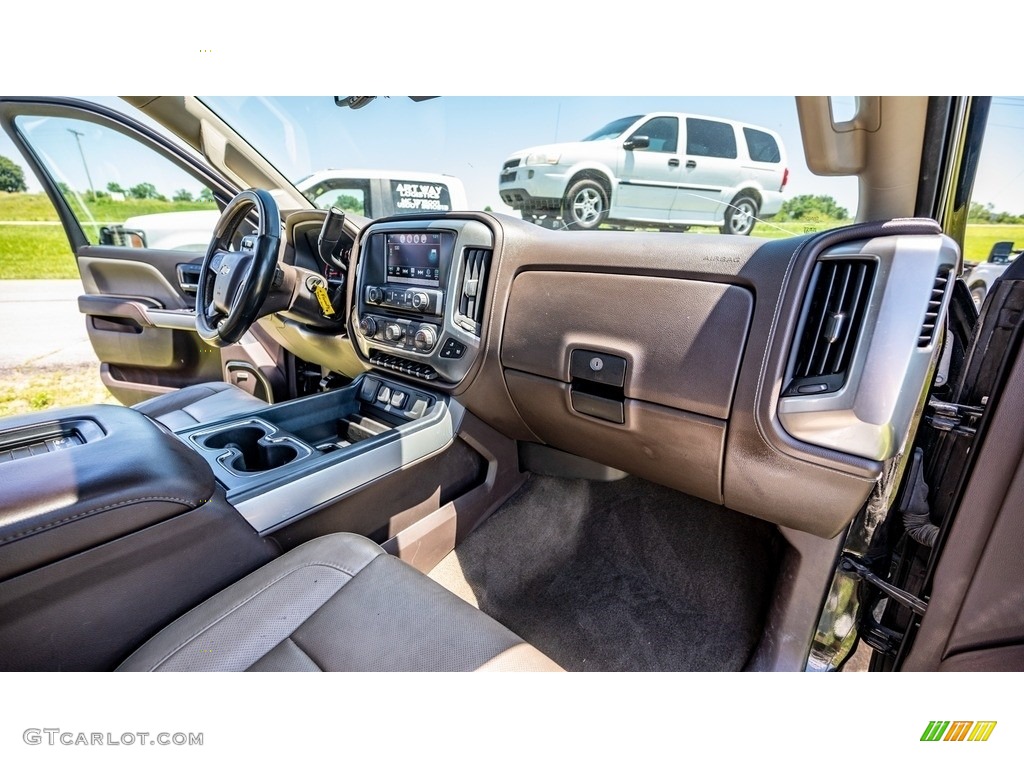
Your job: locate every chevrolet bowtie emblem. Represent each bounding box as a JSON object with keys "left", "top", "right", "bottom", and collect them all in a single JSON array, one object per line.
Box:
[{"left": 220, "top": 265, "right": 230, "bottom": 275}]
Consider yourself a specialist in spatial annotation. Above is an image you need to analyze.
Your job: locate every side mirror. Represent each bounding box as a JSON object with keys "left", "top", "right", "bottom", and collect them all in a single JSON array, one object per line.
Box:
[
  {"left": 623, "top": 136, "right": 650, "bottom": 151},
  {"left": 99, "top": 225, "right": 147, "bottom": 249}
]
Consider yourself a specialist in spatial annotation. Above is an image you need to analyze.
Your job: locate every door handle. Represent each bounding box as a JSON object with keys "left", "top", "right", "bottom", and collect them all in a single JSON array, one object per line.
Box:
[
  {"left": 686, "top": 160, "right": 697, "bottom": 169},
  {"left": 668, "top": 158, "right": 680, "bottom": 167}
]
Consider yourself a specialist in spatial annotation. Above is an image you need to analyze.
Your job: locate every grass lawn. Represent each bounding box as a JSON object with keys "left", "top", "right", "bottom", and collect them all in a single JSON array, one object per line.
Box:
[
  {"left": 0, "top": 191, "right": 217, "bottom": 222},
  {"left": 0, "top": 192, "right": 219, "bottom": 278},
  {"left": 4, "top": 188, "right": 1023, "bottom": 278},
  {"left": 0, "top": 192, "right": 61, "bottom": 221},
  {"left": 0, "top": 363, "right": 116, "bottom": 418},
  {"left": 0, "top": 225, "right": 76, "bottom": 278},
  {"left": 962, "top": 224, "right": 1024, "bottom": 264}
]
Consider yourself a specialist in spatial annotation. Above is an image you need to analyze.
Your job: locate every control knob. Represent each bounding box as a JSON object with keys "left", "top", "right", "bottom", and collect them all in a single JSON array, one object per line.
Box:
[
  {"left": 367, "top": 286, "right": 383, "bottom": 303},
  {"left": 413, "top": 325, "right": 438, "bottom": 352},
  {"left": 384, "top": 322, "right": 405, "bottom": 342},
  {"left": 411, "top": 291, "right": 429, "bottom": 310},
  {"left": 358, "top": 316, "right": 377, "bottom": 337}
]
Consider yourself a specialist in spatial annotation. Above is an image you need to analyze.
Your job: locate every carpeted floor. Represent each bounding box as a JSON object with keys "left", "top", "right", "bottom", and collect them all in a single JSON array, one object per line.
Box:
[{"left": 429, "top": 475, "right": 780, "bottom": 671}]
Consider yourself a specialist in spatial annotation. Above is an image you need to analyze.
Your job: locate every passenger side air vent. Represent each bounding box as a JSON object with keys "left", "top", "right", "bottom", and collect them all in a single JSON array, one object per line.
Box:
[
  {"left": 918, "top": 269, "right": 951, "bottom": 348},
  {"left": 783, "top": 259, "right": 876, "bottom": 396},
  {"left": 455, "top": 248, "right": 491, "bottom": 336}
]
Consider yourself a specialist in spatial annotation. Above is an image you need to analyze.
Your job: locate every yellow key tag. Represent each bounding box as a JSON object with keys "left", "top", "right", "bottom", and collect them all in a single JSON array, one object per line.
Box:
[{"left": 313, "top": 283, "right": 336, "bottom": 317}]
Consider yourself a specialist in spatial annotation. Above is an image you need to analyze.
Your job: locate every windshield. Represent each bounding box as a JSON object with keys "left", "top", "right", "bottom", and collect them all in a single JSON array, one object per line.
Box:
[
  {"left": 0, "top": 96, "right": 869, "bottom": 254},
  {"left": 582, "top": 116, "right": 643, "bottom": 141},
  {"left": 197, "top": 97, "right": 856, "bottom": 233}
]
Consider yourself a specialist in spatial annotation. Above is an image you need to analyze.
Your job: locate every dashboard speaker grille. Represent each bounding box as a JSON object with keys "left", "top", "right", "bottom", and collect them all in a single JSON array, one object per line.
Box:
[
  {"left": 457, "top": 248, "right": 491, "bottom": 335},
  {"left": 785, "top": 258, "right": 876, "bottom": 395}
]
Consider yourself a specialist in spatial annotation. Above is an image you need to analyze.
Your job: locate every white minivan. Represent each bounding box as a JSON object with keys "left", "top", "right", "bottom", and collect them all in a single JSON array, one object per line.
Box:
[{"left": 498, "top": 112, "right": 788, "bottom": 234}]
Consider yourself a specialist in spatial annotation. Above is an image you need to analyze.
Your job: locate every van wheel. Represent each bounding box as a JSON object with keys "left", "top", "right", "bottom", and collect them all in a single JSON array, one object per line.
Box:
[
  {"left": 564, "top": 179, "right": 608, "bottom": 230},
  {"left": 971, "top": 284, "right": 987, "bottom": 310},
  {"left": 720, "top": 195, "right": 759, "bottom": 236}
]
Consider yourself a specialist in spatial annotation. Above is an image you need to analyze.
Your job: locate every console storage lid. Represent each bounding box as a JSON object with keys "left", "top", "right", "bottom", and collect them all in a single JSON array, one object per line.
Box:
[{"left": 0, "top": 404, "right": 215, "bottom": 580}]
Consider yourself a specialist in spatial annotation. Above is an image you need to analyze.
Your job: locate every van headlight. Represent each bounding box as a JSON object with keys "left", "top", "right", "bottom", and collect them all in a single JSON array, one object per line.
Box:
[{"left": 526, "top": 152, "right": 561, "bottom": 165}]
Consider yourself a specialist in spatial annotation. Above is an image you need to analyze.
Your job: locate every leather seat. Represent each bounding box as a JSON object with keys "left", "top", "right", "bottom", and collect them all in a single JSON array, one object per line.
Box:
[
  {"left": 132, "top": 382, "right": 267, "bottom": 431},
  {"left": 117, "top": 533, "right": 562, "bottom": 672}
]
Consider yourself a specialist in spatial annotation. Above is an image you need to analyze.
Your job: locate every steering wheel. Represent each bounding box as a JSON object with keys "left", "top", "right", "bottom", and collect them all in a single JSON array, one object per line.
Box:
[{"left": 195, "top": 189, "right": 281, "bottom": 347}]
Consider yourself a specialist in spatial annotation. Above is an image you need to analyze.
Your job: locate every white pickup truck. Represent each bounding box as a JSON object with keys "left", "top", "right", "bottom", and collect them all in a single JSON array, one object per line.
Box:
[
  {"left": 965, "top": 240, "right": 1021, "bottom": 308},
  {"left": 121, "top": 170, "right": 468, "bottom": 251}
]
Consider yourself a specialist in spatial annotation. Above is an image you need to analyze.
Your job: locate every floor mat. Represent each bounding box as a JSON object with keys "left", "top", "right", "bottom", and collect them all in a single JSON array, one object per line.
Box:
[{"left": 429, "top": 475, "right": 780, "bottom": 671}]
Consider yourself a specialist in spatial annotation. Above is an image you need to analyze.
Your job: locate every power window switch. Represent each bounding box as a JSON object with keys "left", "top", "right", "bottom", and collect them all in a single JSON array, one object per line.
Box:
[{"left": 390, "top": 390, "right": 407, "bottom": 409}]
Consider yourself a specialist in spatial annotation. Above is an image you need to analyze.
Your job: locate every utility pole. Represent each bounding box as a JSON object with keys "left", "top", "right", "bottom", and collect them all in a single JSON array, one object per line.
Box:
[{"left": 67, "top": 128, "right": 95, "bottom": 201}]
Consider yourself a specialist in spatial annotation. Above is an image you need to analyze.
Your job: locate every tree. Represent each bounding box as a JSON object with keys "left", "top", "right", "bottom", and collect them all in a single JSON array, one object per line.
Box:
[
  {"left": 968, "top": 201, "right": 988, "bottom": 221},
  {"left": 967, "top": 200, "right": 1024, "bottom": 224},
  {"left": 129, "top": 182, "right": 160, "bottom": 200},
  {"left": 198, "top": 188, "right": 215, "bottom": 203},
  {"left": 172, "top": 189, "right": 194, "bottom": 202},
  {"left": 0, "top": 155, "right": 28, "bottom": 193},
  {"left": 107, "top": 182, "right": 126, "bottom": 196},
  {"left": 776, "top": 194, "right": 849, "bottom": 222},
  {"left": 332, "top": 194, "right": 364, "bottom": 215}
]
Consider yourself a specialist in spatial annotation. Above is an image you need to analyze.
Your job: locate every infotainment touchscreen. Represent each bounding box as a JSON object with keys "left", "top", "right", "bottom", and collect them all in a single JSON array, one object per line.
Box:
[{"left": 385, "top": 232, "right": 443, "bottom": 287}]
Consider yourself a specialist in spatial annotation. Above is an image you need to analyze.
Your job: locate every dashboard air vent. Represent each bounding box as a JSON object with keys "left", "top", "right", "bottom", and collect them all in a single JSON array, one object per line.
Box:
[
  {"left": 918, "top": 269, "right": 950, "bottom": 348},
  {"left": 784, "top": 259, "right": 876, "bottom": 396},
  {"left": 456, "top": 248, "right": 491, "bottom": 335}
]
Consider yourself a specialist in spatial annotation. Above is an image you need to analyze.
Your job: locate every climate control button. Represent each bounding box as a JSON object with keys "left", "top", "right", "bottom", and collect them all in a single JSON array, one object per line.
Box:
[
  {"left": 413, "top": 325, "right": 438, "bottom": 352},
  {"left": 358, "top": 316, "right": 377, "bottom": 336},
  {"left": 384, "top": 323, "right": 405, "bottom": 342}
]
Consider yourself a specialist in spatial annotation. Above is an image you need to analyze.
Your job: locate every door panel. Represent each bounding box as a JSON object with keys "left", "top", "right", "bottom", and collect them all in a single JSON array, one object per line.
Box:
[
  {"left": 675, "top": 117, "right": 741, "bottom": 222},
  {"left": 615, "top": 117, "right": 681, "bottom": 221},
  {"left": 0, "top": 98, "right": 291, "bottom": 407},
  {"left": 75, "top": 246, "right": 222, "bottom": 404}
]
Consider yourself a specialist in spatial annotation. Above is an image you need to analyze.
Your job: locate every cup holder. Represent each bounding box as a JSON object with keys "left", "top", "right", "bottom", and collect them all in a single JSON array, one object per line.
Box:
[{"left": 192, "top": 419, "right": 312, "bottom": 475}]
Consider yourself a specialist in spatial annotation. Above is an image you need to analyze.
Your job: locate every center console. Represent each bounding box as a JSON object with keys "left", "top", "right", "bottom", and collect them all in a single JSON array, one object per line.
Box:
[
  {"left": 353, "top": 219, "right": 493, "bottom": 384},
  {"left": 176, "top": 373, "right": 463, "bottom": 535}
]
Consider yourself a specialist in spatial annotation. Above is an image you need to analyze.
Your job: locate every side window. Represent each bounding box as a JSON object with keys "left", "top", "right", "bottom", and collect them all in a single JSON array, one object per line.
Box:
[
  {"left": 743, "top": 127, "right": 781, "bottom": 163},
  {"left": 686, "top": 118, "right": 738, "bottom": 159},
  {"left": 629, "top": 117, "right": 678, "bottom": 153},
  {"left": 305, "top": 182, "right": 368, "bottom": 216},
  {"left": 961, "top": 98, "right": 1024, "bottom": 309},
  {"left": 13, "top": 115, "right": 218, "bottom": 252}
]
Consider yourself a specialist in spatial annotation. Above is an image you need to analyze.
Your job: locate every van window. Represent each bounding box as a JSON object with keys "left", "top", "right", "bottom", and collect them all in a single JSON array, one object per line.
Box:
[
  {"left": 744, "top": 127, "right": 782, "bottom": 163},
  {"left": 391, "top": 180, "right": 453, "bottom": 212},
  {"left": 630, "top": 117, "right": 678, "bottom": 153},
  {"left": 686, "top": 118, "right": 737, "bottom": 159}
]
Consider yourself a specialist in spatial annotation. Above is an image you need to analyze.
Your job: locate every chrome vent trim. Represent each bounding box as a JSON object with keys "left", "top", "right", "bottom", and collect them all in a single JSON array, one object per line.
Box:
[
  {"left": 919, "top": 269, "right": 951, "bottom": 348},
  {"left": 778, "top": 233, "right": 960, "bottom": 461},
  {"left": 785, "top": 259, "right": 876, "bottom": 396},
  {"left": 456, "top": 248, "right": 491, "bottom": 336}
]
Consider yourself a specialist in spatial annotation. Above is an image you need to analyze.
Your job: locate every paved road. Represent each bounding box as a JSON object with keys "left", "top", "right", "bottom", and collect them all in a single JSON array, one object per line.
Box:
[{"left": 0, "top": 280, "right": 99, "bottom": 368}]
